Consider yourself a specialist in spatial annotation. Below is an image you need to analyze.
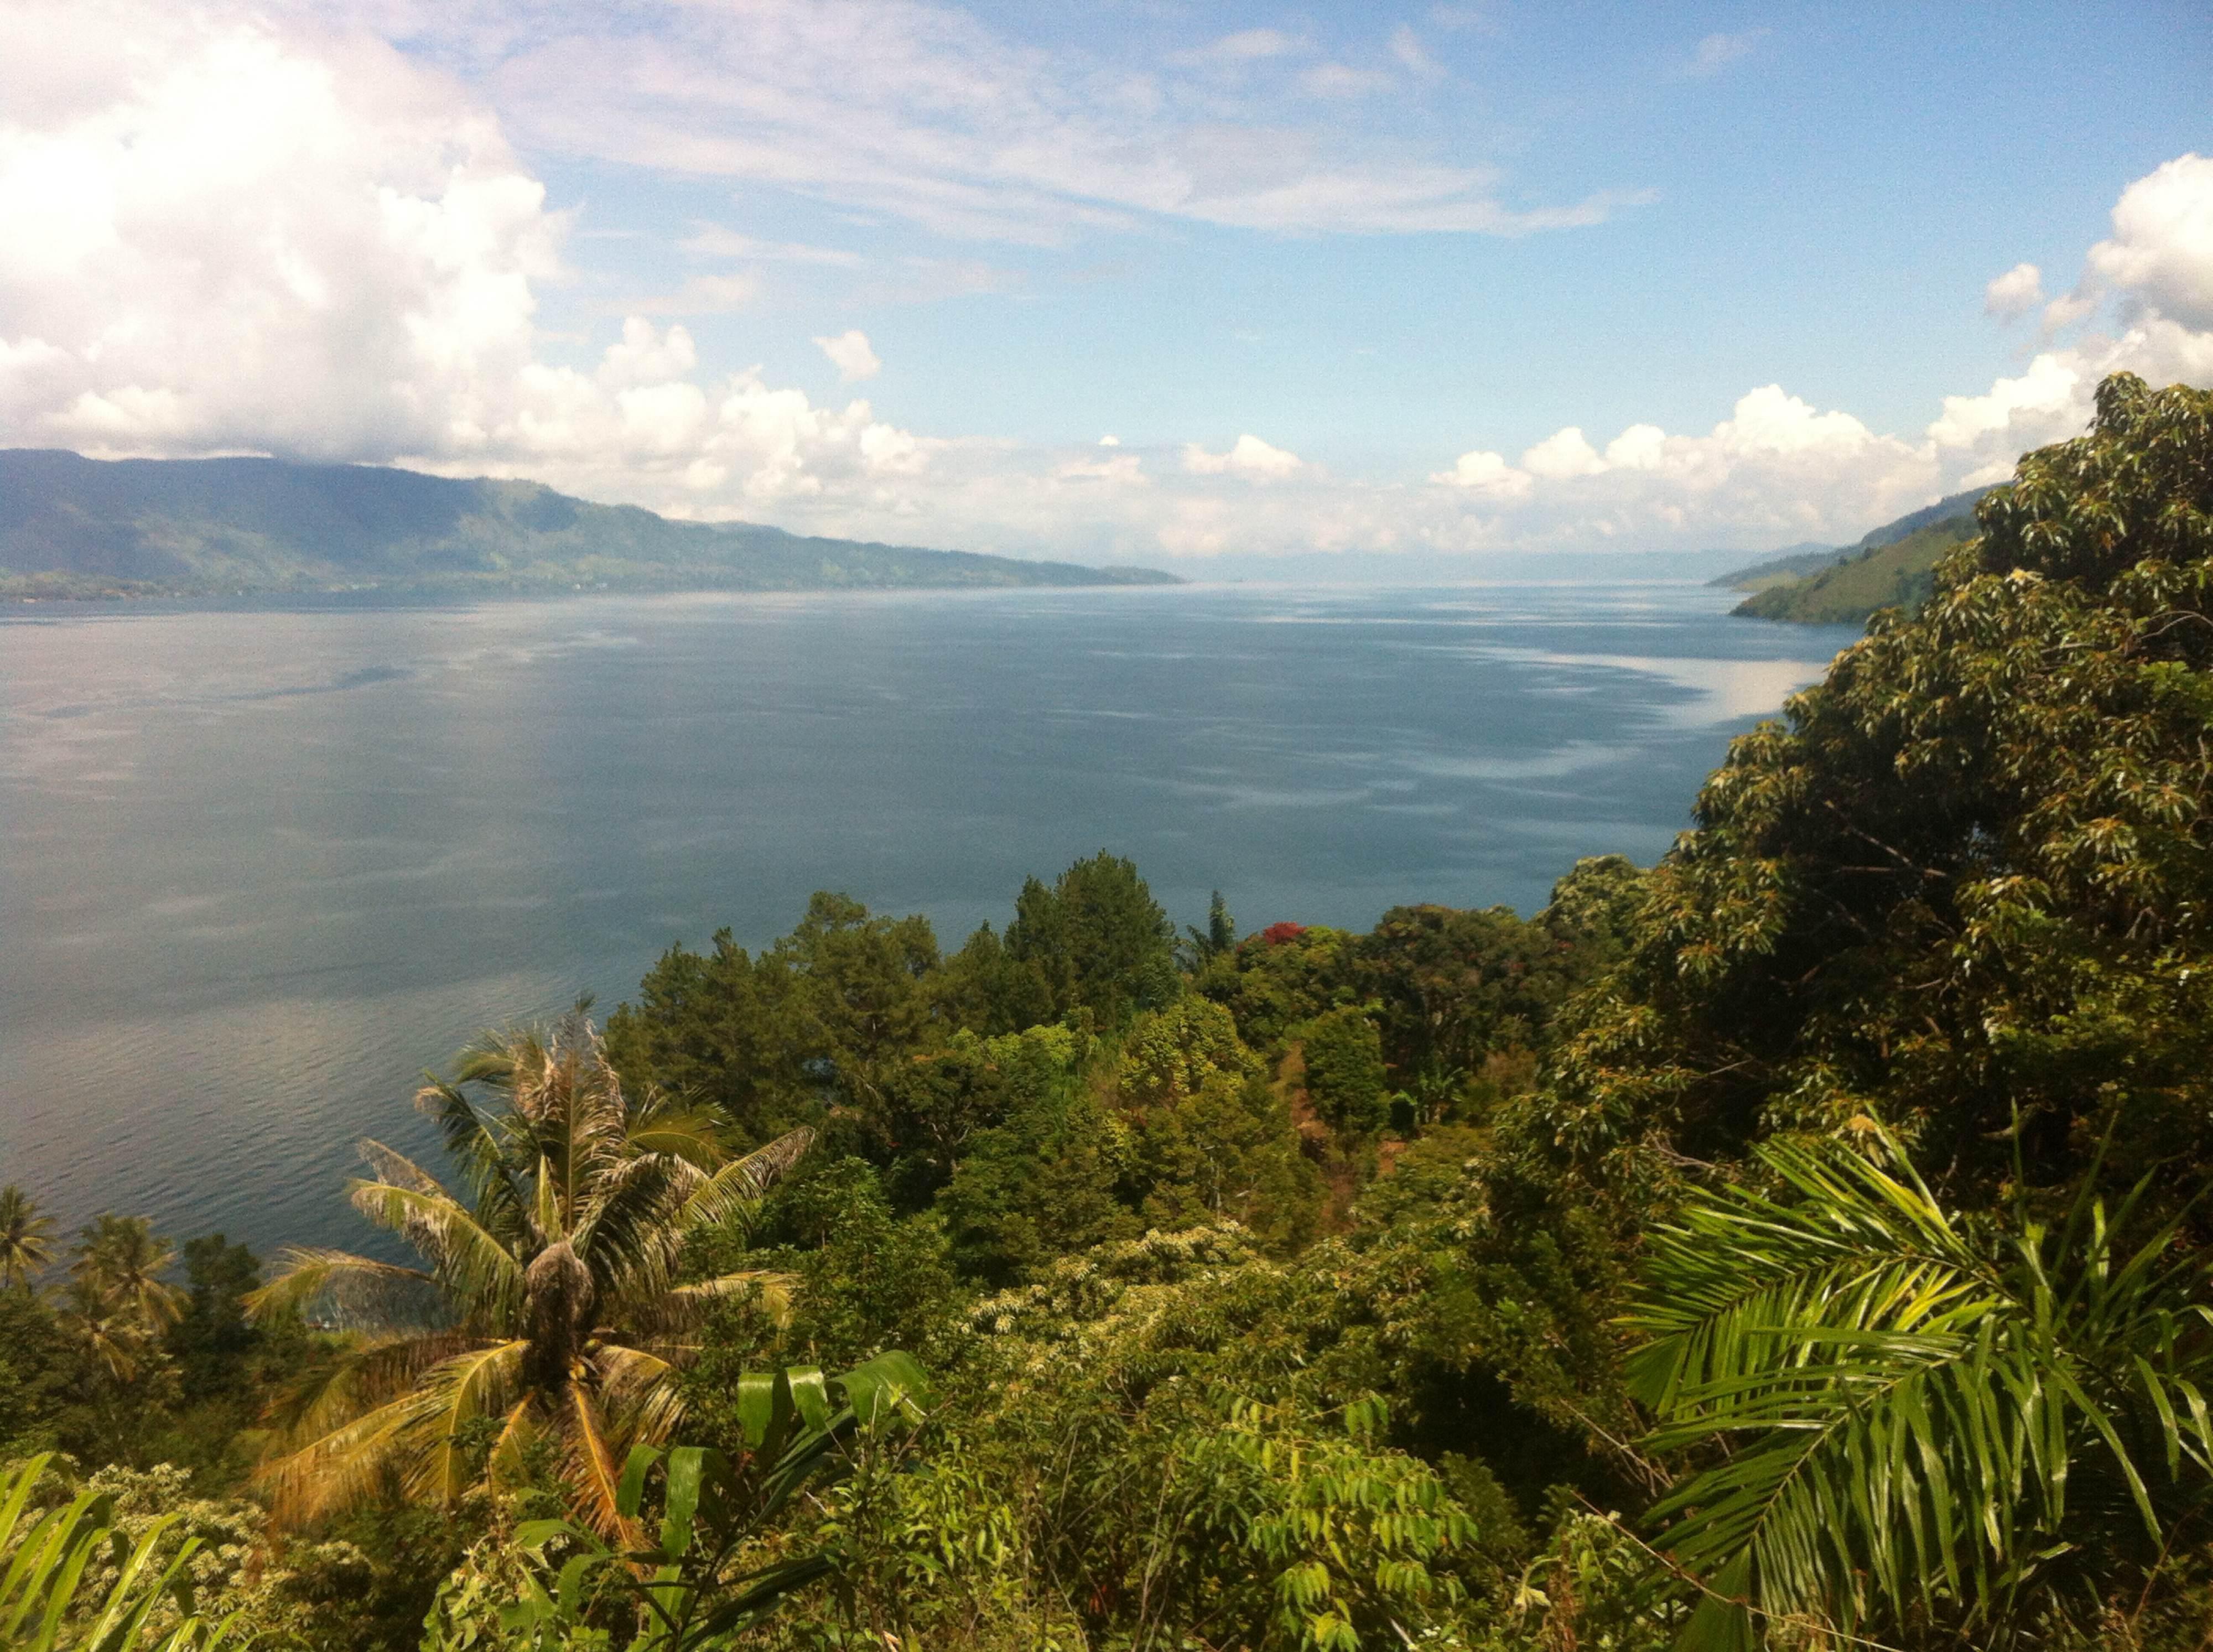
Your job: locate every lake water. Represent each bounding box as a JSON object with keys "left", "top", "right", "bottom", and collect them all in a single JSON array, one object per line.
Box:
[{"left": 0, "top": 582, "right": 1856, "bottom": 1258}]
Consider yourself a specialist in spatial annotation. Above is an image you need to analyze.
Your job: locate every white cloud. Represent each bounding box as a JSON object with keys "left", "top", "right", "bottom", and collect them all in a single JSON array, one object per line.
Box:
[
  {"left": 1182, "top": 433, "right": 1303, "bottom": 478},
  {"left": 1927, "top": 354, "right": 2082, "bottom": 451},
  {"left": 1431, "top": 449, "right": 1531, "bottom": 497},
  {"left": 1604, "top": 423, "right": 1666, "bottom": 470},
  {"left": 1521, "top": 426, "right": 1607, "bottom": 479},
  {"left": 1301, "top": 64, "right": 1399, "bottom": 100},
  {"left": 813, "top": 329, "right": 882, "bottom": 382},
  {"left": 0, "top": 4, "right": 560, "bottom": 461},
  {"left": 599, "top": 317, "right": 697, "bottom": 386},
  {"left": 461, "top": 0, "right": 1645, "bottom": 240},
  {"left": 1057, "top": 451, "right": 1145, "bottom": 483},
  {"left": 1984, "top": 262, "right": 2044, "bottom": 320},
  {"left": 1098, "top": 434, "right": 1121, "bottom": 445},
  {"left": 1685, "top": 30, "right": 1767, "bottom": 76},
  {"left": 2086, "top": 153, "right": 2213, "bottom": 329},
  {"left": 0, "top": 1, "right": 931, "bottom": 515},
  {"left": 1175, "top": 28, "right": 1307, "bottom": 65},
  {"left": 679, "top": 225, "right": 865, "bottom": 268},
  {"left": 1388, "top": 25, "right": 1445, "bottom": 81}
]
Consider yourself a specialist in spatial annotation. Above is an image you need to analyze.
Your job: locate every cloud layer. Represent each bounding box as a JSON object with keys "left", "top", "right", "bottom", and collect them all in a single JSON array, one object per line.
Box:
[{"left": 0, "top": 1, "right": 2209, "bottom": 565}]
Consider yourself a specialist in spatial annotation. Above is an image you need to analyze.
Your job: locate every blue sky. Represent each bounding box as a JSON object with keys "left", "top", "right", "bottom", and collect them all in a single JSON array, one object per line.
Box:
[
  {"left": 518, "top": 2, "right": 2208, "bottom": 458},
  {"left": 2, "top": 0, "right": 2209, "bottom": 562}
]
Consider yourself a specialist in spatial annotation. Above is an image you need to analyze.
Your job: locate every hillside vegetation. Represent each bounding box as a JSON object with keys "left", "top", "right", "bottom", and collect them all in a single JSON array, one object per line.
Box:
[
  {"left": 1732, "top": 513, "right": 1981, "bottom": 621},
  {"left": 0, "top": 449, "right": 1174, "bottom": 598},
  {"left": 4, "top": 375, "right": 2213, "bottom": 1651},
  {"left": 1718, "top": 484, "right": 1997, "bottom": 622}
]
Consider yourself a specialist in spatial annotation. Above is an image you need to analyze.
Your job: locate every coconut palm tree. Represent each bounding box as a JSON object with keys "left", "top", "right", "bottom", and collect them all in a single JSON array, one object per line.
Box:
[
  {"left": 0, "top": 1184, "right": 53, "bottom": 1289},
  {"left": 70, "top": 1214, "right": 186, "bottom": 1330},
  {"left": 249, "top": 1011, "right": 813, "bottom": 1533}
]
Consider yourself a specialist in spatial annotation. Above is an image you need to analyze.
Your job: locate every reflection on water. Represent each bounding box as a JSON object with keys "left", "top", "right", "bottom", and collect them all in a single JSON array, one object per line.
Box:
[{"left": 0, "top": 582, "right": 1856, "bottom": 1253}]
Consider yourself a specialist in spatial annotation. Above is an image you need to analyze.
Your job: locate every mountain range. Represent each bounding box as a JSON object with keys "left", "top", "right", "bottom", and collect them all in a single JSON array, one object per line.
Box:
[{"left": 0, "top": 450, "right": 1175, "bottom": 598}]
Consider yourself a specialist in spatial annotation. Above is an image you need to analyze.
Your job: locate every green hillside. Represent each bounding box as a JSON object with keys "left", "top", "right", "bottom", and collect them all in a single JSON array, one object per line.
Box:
[
  {"left": 1733, "top": 513, "right": 1981, "bottom": 622},
  {"left": 1716, "top": 484, "right": 1997, "bottom": 622},
  {"left": 0, "top": 449, "right": 1175, "bottom": 598}
]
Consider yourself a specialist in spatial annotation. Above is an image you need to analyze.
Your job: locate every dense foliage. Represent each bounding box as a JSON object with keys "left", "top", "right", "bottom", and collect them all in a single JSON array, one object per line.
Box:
[{"left": 7, "top": 375, "right": 2213, "bottom": 1649}]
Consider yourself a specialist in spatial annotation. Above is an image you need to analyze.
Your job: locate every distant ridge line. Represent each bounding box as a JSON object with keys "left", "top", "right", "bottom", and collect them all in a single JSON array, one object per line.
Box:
[{"left": 0, "top": 449, "right": 1180, "bottom": 599}]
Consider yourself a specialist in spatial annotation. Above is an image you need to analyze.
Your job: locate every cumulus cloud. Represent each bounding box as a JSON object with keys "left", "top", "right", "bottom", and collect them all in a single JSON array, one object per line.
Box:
[
  {"left": 2086, "top": 153, "right": 2213, "bottom": 329},
  {"left": 813, "top": 329, "right": 882, "bottom": 382},
  {"left": 0, "top": 1, "right": 931, "bottom": 518},
  {"left": 1520, "top": 427, "right": 1607, "bottom": 479},
  {"left": 0, "top": 4, "right": 559, "bottom": 461},
  {"left": 1182, "top": 433, "right": 1303, "bottom": 478},
  {"left": 1431, "top": 449, "right": 1531, "bottom": 497},
  {"left": 1985, "top": 262, "right": 2045, "bottom": 320}
]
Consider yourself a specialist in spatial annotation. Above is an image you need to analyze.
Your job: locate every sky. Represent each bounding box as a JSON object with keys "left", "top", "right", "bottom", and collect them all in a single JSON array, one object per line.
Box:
[{"left": 1, "top": 0, "right": 2209, "bottom": 567}]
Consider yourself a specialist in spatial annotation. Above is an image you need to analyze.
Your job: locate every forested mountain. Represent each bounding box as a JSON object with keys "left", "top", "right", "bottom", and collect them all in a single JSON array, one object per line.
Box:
[
  {"left": 4, "top": 376, "right": 2213, "bottom": 1652},
  {"left": 1722, "top": 483, "right": 1997, "bottom": 624},
  {"left": 0, "top": 449, "right": 1175, "bottom": 597}
]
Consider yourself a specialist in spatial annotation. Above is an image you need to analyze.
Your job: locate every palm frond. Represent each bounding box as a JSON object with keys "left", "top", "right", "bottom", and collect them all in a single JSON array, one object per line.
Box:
[
  {"left": 344, "top": 1173, "right": 524, "bottom": 1318},
  {"left": 261, "top": 1329, "right": 485, "bottom": 1441},
  {"left": 412, "top": 1078, "right": 528, "bottom": 1232},
  {"left": 256, "top": 1339, "right": 527, "bottom": 1524},
  {"left": 245, "top": 1248, "right": 440, "bottom": 1329},
  {"left": 621, "top": 1271, "right": 798, "bottom": 1342},
  {"left": 413, "top": 1339, "right": 530, "bottom": 1505},
  {"left": 673, "top": 1127, "right": 817, "bottom": 1235},
  {"left": 1628, "top": 1132, "right": 2213, "bottom": 1648},
  {"left": 562, "top": 1385, "right": 638, "bottom": 1542},
  {"left": 570, "top": 1151, "right": 693, "bottom": 1304},
  {"left": 590, "top": 1343, "right": 687, "bottom": 1446}
]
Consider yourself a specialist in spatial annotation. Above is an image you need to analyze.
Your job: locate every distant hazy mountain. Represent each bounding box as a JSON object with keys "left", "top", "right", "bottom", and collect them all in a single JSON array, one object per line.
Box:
[
  {"left": 1706, "top": 541, "right": 1843, "bottom": 592},
  {"left": 0, "top": 450, "right": 1176, "bottom": 598},
  {"left": 1727, "top": 486, "right": 1997, "bottom": 625}
]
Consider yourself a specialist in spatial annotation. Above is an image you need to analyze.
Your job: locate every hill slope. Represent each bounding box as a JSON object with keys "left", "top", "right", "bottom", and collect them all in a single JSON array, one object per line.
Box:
[
  {"left": 1727, "top": 485, "right": 1995, "bottom": 624},
  {"left": 0, "top": 450, "right": 1175, "bottom": 597},
  {"left": 1708, "top": 541, "right": 1845, "bottom": 591}
]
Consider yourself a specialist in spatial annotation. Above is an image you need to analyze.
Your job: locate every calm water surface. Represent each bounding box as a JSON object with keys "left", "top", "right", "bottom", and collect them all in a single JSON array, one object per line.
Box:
[{"left": 0, "top": 582, "right": 1856, "bottom": 1254}]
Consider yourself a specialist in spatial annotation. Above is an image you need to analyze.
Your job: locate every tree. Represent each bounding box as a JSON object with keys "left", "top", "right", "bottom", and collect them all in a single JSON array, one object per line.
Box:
[
  {"left": 605, "top": 895, "right": 943, "bottom": 1150},
  {"left": 0, "top": 1185, "right": 53, "bottom": 1289},
  {"left": 168, "top": 1235, "right": 264, "bottom": 1401},
  {"left": 71, "top": 1215, "right": 185, "bottom": 1333},
  {"left": 1537, "top": 376, "right": 2213, "bottom": 1205},
  {"left": 1005, "top": 851, "right": 1179, "bottom": 1030},
  {"left": 1298, "top": 1007, "right": 1388, "bottom": 1137},
  {"left": 1116, "top": 994, "right": 1259, "bottom": 1109},
  {"left": 1196, "top": 922, "right": 1362, "bottom": 1056},
  {"left": 1626, "top": 1131, "right": 2213, "bottom": 1649},
  {"left": 248, "top": 1011, "right": 813, "bottom": 1532},
  {"left": 1183, "top": 889, "right": 1237, "bottom": 968}
]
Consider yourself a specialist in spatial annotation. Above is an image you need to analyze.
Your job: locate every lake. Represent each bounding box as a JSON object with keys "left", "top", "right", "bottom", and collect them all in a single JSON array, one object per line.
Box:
[{"left": 0, "top": 581, "right": 1857, "bottom": 1256}]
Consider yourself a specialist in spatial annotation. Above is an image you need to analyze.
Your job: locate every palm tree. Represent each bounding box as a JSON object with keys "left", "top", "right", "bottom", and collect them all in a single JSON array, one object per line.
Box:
[
  {"left": 0, "top": 1184, "right": 54, "bottom": 1288},
  {"left": 1624, "top": 1131, "right": 2213, "bottom": 1649},
  {"left": 70, "top": 1213, "right": 186, "bottom": 1330},
  {"left": 250, "top": 1011, "right": 814, "bottom": 1532},
  {"left": 60, "top": 1277, "right": 164, "bottom": 1383}
]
